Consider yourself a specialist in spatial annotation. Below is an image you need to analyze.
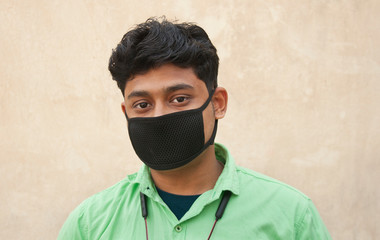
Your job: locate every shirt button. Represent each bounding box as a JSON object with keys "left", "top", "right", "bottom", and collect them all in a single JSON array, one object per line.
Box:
[{"left": 175, "top": 225, "right": 182, "bottom": 232}]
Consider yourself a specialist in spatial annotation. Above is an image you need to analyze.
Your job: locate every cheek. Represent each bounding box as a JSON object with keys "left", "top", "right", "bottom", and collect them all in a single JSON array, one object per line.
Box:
[{"left": 202, "top": 104, "right": 216, "bottom": 143}]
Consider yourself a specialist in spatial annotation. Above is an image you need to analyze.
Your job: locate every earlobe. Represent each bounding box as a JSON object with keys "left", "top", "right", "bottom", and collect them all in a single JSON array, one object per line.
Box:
[{"left": 212, "top": 87, "right": 228, "bottom": 119}]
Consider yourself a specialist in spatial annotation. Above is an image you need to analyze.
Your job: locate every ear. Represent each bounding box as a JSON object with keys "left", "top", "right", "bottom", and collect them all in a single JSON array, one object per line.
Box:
[
  {"left": 212, "top": 87, "right": 228, "bottom": 119},
  {"left": 121, "top": 102, "right": 127, "bottom": 115}
]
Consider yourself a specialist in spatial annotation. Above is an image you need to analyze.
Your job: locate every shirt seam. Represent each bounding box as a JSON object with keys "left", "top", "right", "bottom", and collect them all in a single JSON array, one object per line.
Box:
[
  {"left": 76, "top": 198, "right": 89, "bottom": 240},
  {"left": 294, "top": 199, "right": 310, "bottom": 238}
]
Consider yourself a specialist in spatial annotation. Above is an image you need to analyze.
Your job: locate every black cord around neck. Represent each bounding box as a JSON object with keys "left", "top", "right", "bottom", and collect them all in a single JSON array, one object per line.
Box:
[
  {"left": 140, "top": 190, "right": 232, "bottom": 240},
  {"left": 140, "top": 193, "right": 148, "bottom": 240}
]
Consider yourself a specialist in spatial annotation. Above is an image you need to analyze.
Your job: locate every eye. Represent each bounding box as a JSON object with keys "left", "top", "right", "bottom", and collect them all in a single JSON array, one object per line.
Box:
[
  {"left": 133, "top": 102, "right": 150, "bottom": 109},
  {"left": 172, "top": 96, "right": 188, "bottom": 103}
]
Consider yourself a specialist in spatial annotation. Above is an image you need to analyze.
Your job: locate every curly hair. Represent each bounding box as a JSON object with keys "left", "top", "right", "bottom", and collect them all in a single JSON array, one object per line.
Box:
[{"left": 108, "top": 17, "right": 219, "bottom": 96}]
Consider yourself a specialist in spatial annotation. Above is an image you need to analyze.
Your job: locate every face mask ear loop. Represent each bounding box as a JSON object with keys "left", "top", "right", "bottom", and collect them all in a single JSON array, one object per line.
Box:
[
  {"left": 204, "top": 120, "right": 218, "bottom": 148},
  {"left": 196, "top": 88, "right": 218, "bottom": 152},
  {"left": 204, "top": 88, "right": 218, "bottom": 147},
  {"left": 124, "top": 110, "right": 130, "bottom": 121},
  {"left": 198, "top": 88, "right": 216, "bottom": 112}
]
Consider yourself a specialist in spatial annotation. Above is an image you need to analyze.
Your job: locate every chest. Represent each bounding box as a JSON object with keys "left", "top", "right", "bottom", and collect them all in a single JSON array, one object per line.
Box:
[{"left": 92, "top": 195, "right": 295, "bottom": 240}]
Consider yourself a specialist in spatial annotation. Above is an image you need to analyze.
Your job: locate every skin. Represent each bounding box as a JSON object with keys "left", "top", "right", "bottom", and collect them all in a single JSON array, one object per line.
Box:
[{"left": 121, "top": 64, "right": 228, "bottom": 195}]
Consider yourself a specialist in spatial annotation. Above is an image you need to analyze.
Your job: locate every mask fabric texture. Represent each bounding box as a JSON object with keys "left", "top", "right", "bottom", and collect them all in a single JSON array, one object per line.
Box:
[{"left": 126, "top": 90, "right": 218, "bottom": 170}]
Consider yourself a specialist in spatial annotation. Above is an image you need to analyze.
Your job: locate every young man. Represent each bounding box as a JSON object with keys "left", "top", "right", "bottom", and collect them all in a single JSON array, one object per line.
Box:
[{"left": 58, "top": 17, "right": 331, "bottom": 239}]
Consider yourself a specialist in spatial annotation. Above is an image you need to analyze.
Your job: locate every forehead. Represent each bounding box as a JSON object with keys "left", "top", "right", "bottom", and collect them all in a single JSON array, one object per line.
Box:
[{"left": 123, "top": 64, "right": 207, "bottom": 96}]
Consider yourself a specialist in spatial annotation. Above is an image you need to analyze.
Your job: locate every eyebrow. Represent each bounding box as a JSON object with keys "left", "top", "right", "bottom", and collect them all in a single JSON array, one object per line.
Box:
[
  {"left": 164, "top": 83, "right": 194, "bottom": 94},
  {"left": 127, "top": 83, "right": 194, "bottom": 100},
  {"left": 127, "top": 90, "right": 150, "bottom": 100}
]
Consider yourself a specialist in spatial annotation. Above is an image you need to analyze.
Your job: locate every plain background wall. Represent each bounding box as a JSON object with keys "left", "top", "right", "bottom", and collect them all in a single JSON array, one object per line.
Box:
[{"left": 1, "top": 1, "right": 379, "bottom": 239}]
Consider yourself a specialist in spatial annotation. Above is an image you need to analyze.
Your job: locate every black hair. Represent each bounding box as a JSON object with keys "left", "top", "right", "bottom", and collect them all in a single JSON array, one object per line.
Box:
[{"left": 108, "top": 17, "right": 219, "bottom": 96}]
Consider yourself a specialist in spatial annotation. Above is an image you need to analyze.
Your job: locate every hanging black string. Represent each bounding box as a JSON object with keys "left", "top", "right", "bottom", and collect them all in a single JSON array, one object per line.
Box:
[
  {"left": 140, "top": 192, "right": 148, "bottom": 240},
  {"left": 140, "top": 190, "right": 231, "bottom": 240},
  {"left": 207, "top": 219, "right": 218, "bottom": 240},
  {"left": 207, "top": 191, "right": 232, "bottom": 240}
]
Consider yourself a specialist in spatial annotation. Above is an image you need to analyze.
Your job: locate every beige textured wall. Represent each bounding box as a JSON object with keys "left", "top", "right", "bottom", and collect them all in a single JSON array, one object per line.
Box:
[{"left": 1, "top": 1, "right": 379, "bottom": 239}]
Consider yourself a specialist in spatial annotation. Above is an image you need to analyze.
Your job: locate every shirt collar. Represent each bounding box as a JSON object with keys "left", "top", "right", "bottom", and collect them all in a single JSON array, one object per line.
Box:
[
  {"left": 132, "top": 143, "right": 240, "bottom": 197},
  {"left": 213, "top": 143, "right": 240, "bottom": 195}
]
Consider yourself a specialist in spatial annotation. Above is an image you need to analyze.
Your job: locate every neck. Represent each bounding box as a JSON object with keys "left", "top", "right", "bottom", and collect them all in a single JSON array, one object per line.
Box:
[{"left": 150, "top": 145, "right": 224, "bottom": 195}]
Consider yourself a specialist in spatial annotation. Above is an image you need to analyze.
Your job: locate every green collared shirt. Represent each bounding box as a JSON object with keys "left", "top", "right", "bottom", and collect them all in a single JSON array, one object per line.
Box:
[{"left": 58, "top": 143, "right": 331, "bottom": 239}]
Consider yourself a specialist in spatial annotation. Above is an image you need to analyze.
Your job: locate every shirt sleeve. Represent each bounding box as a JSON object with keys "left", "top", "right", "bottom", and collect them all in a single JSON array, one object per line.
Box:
[
  {"left": 57, "top": 201, "right": 88, "bottom": 240},
  {"left": 295, "top": 199, "right": 332, "bottom": 240}
]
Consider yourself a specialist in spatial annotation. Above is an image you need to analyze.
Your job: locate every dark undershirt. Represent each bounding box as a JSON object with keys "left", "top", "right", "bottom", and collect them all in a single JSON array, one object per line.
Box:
[{"left": 156, "top": 186, "right": 201, "bottom": 220}]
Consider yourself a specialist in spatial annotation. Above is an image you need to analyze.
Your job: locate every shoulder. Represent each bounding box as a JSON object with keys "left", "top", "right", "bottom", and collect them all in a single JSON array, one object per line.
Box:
[
  {"left": 231, "top": 167, "right": 332, "bottom": 239},
  {"left": 81, "top": 172, "right": 139, "bottom": 213},
  {"left": 58, "top": 172, "right": 140, "bottom": 239},
  {"left": 234, "top": 165, "right": 311, "bottom": 225},
  {"left": 236, "top": 165, "right": 309, "bottom": 201}
]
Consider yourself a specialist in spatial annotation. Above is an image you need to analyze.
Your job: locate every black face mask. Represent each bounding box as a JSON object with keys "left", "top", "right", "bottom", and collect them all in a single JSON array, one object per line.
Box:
[{"left": 125, "top": 90, "right": 218, "bottom": 170}]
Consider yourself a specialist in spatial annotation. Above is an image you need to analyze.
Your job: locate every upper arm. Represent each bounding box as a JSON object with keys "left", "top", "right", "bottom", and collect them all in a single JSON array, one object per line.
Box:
[
  {"left": 57, "top": 202, "right": 88, "bottom": 240},
  {"left": 295, "top": 199, "right": 332, "bottom": 240}
]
